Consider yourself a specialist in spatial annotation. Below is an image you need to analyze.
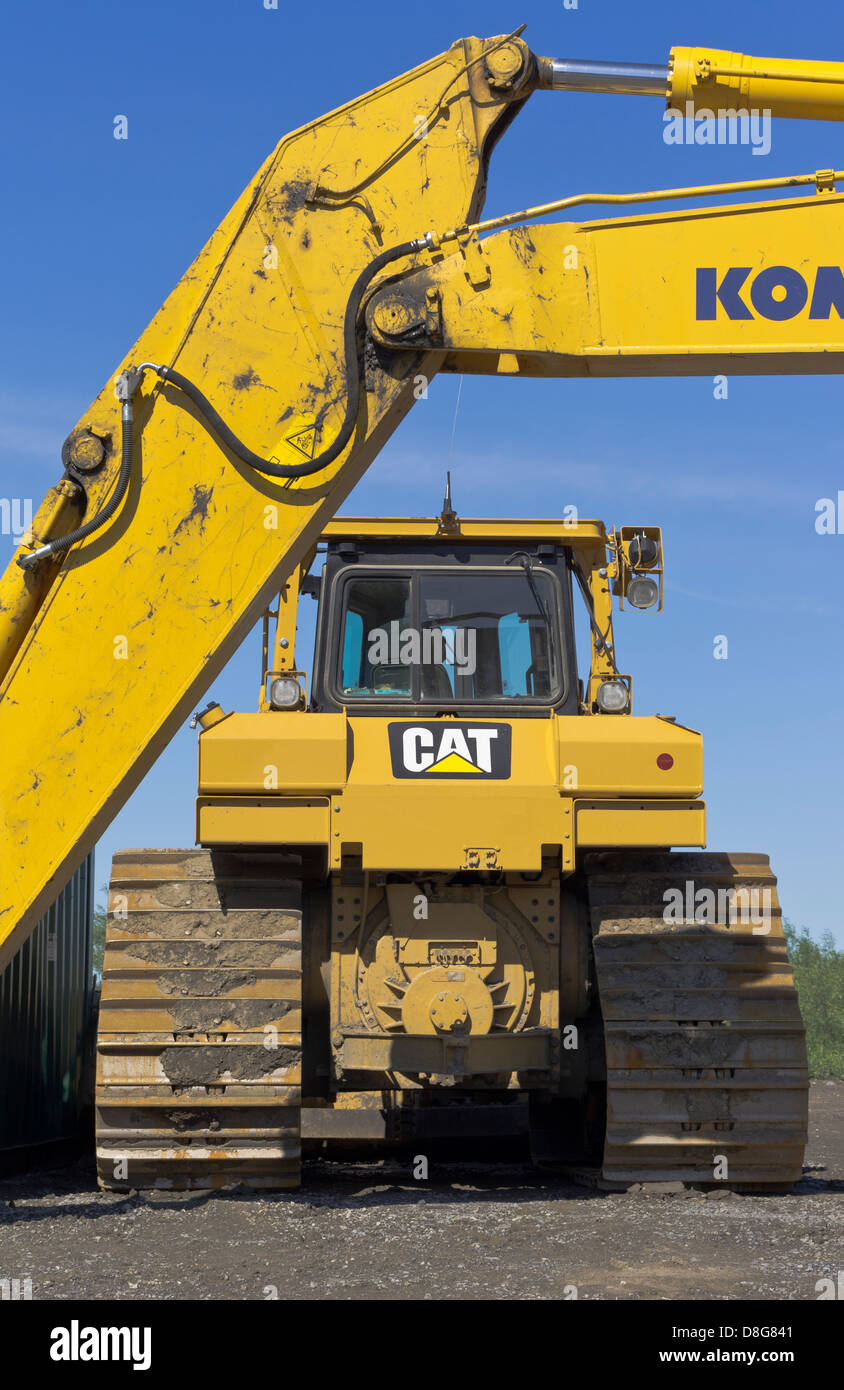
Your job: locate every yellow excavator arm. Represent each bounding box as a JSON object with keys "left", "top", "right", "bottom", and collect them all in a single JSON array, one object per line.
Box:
[{"left": 2, "top": 31, "right": 844, "bottom": 969}]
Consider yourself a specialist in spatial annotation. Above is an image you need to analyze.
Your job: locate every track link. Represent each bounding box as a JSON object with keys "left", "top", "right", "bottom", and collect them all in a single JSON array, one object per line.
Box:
[
  {"left": 586, "top": 851, "right": 808, "bottom": 1190},
  {"left": 96, "top": 849, "right": 302, "bottom": 1190}
]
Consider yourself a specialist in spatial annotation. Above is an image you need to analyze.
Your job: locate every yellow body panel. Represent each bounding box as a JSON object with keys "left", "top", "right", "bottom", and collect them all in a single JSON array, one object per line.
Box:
[
  {"left": 200, "top": 712, "right": 347, "bottom": 792},
  {"left": 197, "top": 796, "right": 331, "bottom": 847},
  {"left": 574, "top": 799, "right": 706, "bottom": 847},
  {"left": 196, "top": 711, "right": 705, "bottom": 870},
  {"left": 320, "top": 517, "right": 609, "bottom": 544},
  {"left": 198, "top": 709, "right": 703, "bottom": 798}
]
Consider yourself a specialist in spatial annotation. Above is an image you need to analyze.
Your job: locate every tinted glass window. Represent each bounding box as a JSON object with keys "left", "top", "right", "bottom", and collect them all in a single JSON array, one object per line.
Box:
[
  {"left": 338, "top": 569, "right": 557, "bottom": 702},
  {"left": 340, "top": 577, "right": 412, "bottom": 696},
  {"left": 419, "top": 572, "right": 554, "bottom": 701}
]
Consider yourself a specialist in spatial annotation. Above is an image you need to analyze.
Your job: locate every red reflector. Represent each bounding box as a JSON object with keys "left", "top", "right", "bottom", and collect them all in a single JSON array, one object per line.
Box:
[{"left": 656, "top": 753, "right": 674, "bottom": 770}]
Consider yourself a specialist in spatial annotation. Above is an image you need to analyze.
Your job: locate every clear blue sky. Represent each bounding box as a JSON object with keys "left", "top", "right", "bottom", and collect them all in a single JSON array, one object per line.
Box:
[{"left": 1, "top": 0, "right": 842, "bottom": 943}]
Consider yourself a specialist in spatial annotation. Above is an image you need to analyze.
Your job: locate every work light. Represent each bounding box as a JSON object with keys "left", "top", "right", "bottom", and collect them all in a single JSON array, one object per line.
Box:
[
  {"left": 596, "top": 679, "right": 629, "bottom": 712},
  {"left": 269, "top": 675, "right": 303, "bottom": 709},
  {"left": 626, "top": 575, "right": 659, "bottom": 610}
]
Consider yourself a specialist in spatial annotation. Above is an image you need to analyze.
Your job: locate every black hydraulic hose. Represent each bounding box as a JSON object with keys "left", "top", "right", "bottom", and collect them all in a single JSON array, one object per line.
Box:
[
  {"left": 18, "top": 407, "right": 134, "bottom": 569},
  {"left": 18, "top": 238, "right": 422, "bottom": 568},
  {"left": 153, "top": 238, "right": 420, "bottom": 480}
]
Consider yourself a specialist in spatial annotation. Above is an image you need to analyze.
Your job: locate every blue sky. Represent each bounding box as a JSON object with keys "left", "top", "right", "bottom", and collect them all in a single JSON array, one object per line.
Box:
[{"left": 1, "top": 0, "right": 842, "bottom": 943}]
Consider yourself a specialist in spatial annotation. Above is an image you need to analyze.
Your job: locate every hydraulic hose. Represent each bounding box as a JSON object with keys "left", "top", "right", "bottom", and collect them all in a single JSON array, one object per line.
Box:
[
  {"left": 19, "top": 237, "right": 422, "bottom": 568},
  {"left": 18, "top": 405, "right": 134, "bottom": 569},
  {"left": 152, "top": 237, "right": 421, "bottom": 478}
]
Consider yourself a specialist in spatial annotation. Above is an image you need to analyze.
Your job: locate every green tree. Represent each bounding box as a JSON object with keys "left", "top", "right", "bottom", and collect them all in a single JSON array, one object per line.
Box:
[
  {"left": 784, "top": 920, "right": 844, "bottom": 1078},
  {"left": 92, "top": 882, "right": 109, "bottom": 978}
]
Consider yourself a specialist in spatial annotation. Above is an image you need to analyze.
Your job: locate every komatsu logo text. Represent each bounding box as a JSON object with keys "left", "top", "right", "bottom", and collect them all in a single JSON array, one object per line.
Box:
[
  {"left": 388, "top": 722, "right": 511, "bottom": 779},
  {"left": 696, "top": 265, "right": 844, "bottom": 321}
]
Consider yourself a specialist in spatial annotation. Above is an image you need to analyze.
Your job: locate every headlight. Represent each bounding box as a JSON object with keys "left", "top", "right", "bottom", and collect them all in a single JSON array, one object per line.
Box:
[
  {"left": 596, "top": 679, "right": 629, "bottom": 713},
  {"left": 628, "top": 533, "right": 660, "bottom": 569},
  {"left": 269, "top": 675, "right": 302, "bottom": 709},
  {"left": 626, "top": 574, "right": 659, "bottom": 610}
]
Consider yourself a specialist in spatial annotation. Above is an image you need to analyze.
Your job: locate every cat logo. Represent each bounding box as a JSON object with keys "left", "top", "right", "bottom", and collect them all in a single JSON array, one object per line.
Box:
[{"left": 388, "top": 722, "right": 511, "bottom": 779}]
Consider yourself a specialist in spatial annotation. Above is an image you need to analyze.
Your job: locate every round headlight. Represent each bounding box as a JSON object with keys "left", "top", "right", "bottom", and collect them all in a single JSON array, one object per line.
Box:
[
  {"left": 269, "top": 675, "right": 302, "bottom": 709},
  {"left": 596, "top": 679, "right": 629, "bottom": 713},
  {"left": 626, "top": 575, "right": 659, "bottom": 610},
  {"left": 628, "top": 534, "right": 659, "bottom": 569}
]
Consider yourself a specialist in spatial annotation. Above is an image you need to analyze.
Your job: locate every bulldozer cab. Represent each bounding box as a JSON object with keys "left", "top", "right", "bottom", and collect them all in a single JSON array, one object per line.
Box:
[
  {"left": 262, "top": 512, "right": 663, "bottom": 720},
  {"left": 309, "top": 531, "right": 579, "bottom": 717}
]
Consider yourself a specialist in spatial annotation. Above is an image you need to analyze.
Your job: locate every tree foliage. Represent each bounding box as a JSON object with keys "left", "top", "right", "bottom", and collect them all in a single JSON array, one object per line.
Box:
[
  {"left": 784, "top": 921, "right": 844, "bottom": 1078},
  {"left": 92, "top": 884, "right": 108, "bottom": 978}
]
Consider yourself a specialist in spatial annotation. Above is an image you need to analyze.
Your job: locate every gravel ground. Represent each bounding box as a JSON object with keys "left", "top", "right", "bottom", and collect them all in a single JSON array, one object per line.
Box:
[{"left": 1, "top": 1081, "right": 841, "bottom": 1301}]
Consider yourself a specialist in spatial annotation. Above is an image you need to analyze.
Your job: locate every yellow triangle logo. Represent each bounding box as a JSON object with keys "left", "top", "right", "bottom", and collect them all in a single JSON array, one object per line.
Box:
[{"left": 427, "top": 751, "right": 481, "bottom": 774}]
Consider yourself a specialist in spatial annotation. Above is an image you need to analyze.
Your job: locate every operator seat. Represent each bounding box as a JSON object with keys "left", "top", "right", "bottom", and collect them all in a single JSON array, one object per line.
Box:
[{"left": 421, "top": 663, "right": 453, "bottom": 700}]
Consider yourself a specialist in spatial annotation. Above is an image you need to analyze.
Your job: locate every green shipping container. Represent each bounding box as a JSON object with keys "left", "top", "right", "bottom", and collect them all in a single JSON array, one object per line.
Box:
[{"left": 0, "top": 856, "right": 94, "bottom": 1163}]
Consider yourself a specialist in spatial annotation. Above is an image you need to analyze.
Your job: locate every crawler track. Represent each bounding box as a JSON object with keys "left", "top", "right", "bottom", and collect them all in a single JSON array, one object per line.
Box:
[
  {"left": 96, "top": 850, "right": 302, "bottom": 1190},
  {"left": 587, "top": 851, "right": 808, "bottom": 1189}
]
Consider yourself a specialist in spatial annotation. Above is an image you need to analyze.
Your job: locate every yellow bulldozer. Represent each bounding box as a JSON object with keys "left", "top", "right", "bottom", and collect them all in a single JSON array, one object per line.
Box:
[{"left": 3, "top": 27, "right": 842, "bottom": 1189}]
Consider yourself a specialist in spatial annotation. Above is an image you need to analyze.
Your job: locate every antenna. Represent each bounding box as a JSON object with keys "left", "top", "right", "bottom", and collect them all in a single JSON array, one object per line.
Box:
[{"left": 437, "top": 470, "right": 459, "bottom": 534}]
